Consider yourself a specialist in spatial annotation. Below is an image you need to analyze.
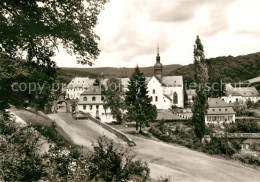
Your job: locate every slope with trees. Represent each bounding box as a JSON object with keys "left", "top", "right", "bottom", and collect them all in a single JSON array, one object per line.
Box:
[{"left": 170, "top": 52, "right": 260, "bottom": 90}]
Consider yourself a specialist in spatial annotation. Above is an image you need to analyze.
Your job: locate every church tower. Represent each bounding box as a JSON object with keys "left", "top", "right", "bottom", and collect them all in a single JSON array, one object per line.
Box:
[{"left": 154, "top": 45, "right": 163, "bottom": 79}]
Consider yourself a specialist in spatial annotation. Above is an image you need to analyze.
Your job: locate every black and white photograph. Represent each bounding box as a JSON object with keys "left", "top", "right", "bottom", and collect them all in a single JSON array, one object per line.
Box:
[{"left": 0, "top": 0, "right": 260, "bottom": 181}]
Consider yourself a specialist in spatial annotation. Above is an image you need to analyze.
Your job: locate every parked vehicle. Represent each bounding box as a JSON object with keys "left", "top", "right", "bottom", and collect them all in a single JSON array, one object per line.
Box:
[{"left": 72, "top": 111, "right": 89, "bottom": 120}]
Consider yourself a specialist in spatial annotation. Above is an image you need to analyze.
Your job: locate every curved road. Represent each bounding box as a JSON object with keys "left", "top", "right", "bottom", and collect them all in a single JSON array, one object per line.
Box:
[{"left": 49, "top": 113, "right": 260, "bottom": 182}]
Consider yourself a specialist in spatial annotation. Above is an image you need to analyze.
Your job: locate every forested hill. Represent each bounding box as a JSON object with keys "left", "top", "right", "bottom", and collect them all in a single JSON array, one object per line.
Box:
[
  {"left": 169, "top": 52, "right": 260, "bottom": 84},
  {"left": 57, "top": 64, "right": 182, "bottom": 82}
]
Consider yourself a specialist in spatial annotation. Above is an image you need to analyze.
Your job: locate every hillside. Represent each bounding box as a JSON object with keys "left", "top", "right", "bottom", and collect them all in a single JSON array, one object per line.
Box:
[
  {"left": 57, "top": 64, "right": 182, "bottom": 82},
  {"left": 169, "top": 52, "right": 260, "bottom": 86}
]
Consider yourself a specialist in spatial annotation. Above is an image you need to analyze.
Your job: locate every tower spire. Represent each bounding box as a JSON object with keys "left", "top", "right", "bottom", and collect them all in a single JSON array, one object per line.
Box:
[
  {"left": 156, "top": 43, "right": 160, "bottom": 63},
  {"left": 157, "top": 43, "right": 159, "bottom": 56}
]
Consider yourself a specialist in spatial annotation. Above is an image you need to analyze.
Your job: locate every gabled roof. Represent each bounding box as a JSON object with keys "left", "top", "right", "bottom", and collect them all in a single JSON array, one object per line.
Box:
[
  {"left": 208, "top": 98, "right": 232, "bottom": 108},
  {"left": 207, "top": 98, "right": 236, "bottom": 115},
  {"left": 81, "top": 86, "right": 102, "bottom": 95},
  {"left": 207, "top": 107, "right": 236, "bottom": 115},
  {"left": 161, "top": 76, "right": 183, "bottom": 87},
  {"left": 231, "top": 87, "right": 259, "bottom": 97},
  {"left": 67, "top": 77, "right": 96, "bottom": 89}
]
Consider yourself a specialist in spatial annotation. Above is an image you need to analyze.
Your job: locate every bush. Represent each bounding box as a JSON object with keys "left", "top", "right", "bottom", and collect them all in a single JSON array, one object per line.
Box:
[
  {"left": 228, "top": 119, "right": 260, "bottom": 133},
  {"left": 233, "top": 154, "right": 260, "bottom": 166},
  {"left": 0, "top": 114, "right": 151, "bottom": 181},
  {"left": 202, "top": 138, "right": 236, "bottom": 157},
  {"left": 87, "top": 137, "right": 150, "bottom": 181}
]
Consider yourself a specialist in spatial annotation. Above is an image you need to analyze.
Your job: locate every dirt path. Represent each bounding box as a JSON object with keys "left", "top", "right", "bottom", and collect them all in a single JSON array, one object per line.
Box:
[{"left": 49, "top": 113, "right": 260, "bottom": 182}]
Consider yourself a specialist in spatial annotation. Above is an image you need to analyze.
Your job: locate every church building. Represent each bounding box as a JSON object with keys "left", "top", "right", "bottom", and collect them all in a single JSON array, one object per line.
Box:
[
  {"left": 65, "top": 47, "right": 184, "bottom": 122},
  {"left": 146, "top": 47, "right": 184, "bottom": 109}
]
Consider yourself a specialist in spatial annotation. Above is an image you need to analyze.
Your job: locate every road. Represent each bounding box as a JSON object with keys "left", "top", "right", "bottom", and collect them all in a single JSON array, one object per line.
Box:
[
  {"left": 49, "top": 113, "right": 260, "bottom": 182},
  {"left": 48, "top": 113, "right": 127, "bottom": 148}
]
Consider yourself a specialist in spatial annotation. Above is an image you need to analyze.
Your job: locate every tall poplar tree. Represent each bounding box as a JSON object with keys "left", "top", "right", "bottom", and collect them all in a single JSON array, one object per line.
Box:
[
  {"left": 192, "top": 36, "right": 209, "bottom": 141},
  {"left": 125, "top": 66, "right": 157, "bottom": 133}
]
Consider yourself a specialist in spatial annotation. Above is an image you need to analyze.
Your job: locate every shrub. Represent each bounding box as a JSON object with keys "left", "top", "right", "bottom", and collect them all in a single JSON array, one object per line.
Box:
[
  {"left": 87, "top": 137, "right": 150, "bottom": 181},
  {"left": 228, "top": 119, "right": 260, "bottom": 133},
  {"left": 233, "top": 154, "right": 260, "bottom": 166},
  {"left": 202, "top": 138, "right": 236, "bottom": 157}
]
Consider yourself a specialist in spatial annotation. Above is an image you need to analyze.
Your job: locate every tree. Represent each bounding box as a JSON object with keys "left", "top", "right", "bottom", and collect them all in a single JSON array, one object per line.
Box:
[
  {"left": 0, "top": 0, "right": 107, "bottom": 111},
  {"left": 125, "top": 66, "right": 157, "bottom": 133},
  {"left": 87, "top": 137, "right": 150, "bottom": 182},
  {"left": 192, "top": 36, "right": 209, "bottom": 141},
  {"left": 0, "top": 0, "right": 107, "bottom": 65},
  {"left": 103, "top": 77, "right": 124, "bottom": 124}
]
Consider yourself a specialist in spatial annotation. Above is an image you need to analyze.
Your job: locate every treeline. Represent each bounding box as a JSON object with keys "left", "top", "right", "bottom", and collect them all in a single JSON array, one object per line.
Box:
[{"left": 170, "top": 52, "right": 260, "bottom": 86}]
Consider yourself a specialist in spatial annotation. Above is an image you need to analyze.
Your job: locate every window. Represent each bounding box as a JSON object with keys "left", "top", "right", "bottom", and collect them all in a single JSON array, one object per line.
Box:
[
  {"left": 213, "top": 109, "right": 215, "bottom": 111},
  {"left": 90, "top": 105, "right": 93, "bottom": 110},
  {"left": 92, "top": 96, "right": 96, "bottom": 101},
  {"left": 155, "top": 96, "right": 158, "bottom": 102},
  {"left": 96, "top": 105, "right": 99, "bottom": 109},
  {"left": 173, "top": 92, "right": 178, "bottom": 104},
  {"left": 219, "top": 109, "right": 221, "bottom": 111},
  {"left": 83, "top": 97, "right": 87, "bottom": 101},
  {"left": 83, "top": 105, "right": 86, "bottom": 110},
  {"left": 101, "top": 96, "right": 104, "bottom": 101},
  {"left": 153, "top": 89, "right": 155, "bottom": 94}
]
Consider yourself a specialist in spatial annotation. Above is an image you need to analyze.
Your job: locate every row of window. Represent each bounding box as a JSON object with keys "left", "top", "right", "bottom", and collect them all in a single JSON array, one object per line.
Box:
[
  {"left": 212, "top": 108, "right": 228, "bottom": 112},
  {"left": 83, "top": 96, "right": 104, "bottom": 101},
  {"left": 207, "top": 115, "right": 233, "bottom": 122},
  {"left": 83, "top": 105, "right": 100, "bottom": 110}
]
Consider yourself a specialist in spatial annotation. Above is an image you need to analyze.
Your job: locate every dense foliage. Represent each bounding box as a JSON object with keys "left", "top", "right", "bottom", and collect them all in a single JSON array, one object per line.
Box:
[
  {"left": 170, "top": 52, "right": 260, "bottom": 91},
  {"left": 103, "top": 77, "right": 125, "bottom": 124},
  {"left": 0, "top": 114, "right": 151, "bottom": 181},
  {"left": 192, "top": 36, "right": 208, "bottom": 141},
  {"left": 125, "top": 66, "right": 157, "bottom": 133},
  {"left": 0, "top": 53, "right": 57, "bottom": 111},
  {"left": 0, "top": 0, "right": 107, "bottom": 65},
  {"left": 88, "top": 137, "right": 150, "bottom": 181},
  {"left": 227, "top": 119, "right": 260, "bottom": 133},
  {"left": 149, "top": 122, "right": 240, "bottom": 158}
]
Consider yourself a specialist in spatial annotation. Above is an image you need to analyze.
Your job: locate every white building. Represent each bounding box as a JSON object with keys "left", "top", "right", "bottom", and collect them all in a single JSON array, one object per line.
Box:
[
  {"left": 222, "top": 84, "right": 260, "bottom": 104},
  {"left": 66, "top": 48, "right": 184, "bottom": 122},
  {"left": 77, "top": 86, "right": 114, "bottom": 123},
  {"left": 205, "top": 98, "right": 236, "bottom": 125}
]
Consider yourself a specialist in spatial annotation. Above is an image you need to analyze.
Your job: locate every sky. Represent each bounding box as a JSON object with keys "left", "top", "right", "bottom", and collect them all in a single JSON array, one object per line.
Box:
[{"left": 53, "top": 0, "right": 260, "bottom": 68}]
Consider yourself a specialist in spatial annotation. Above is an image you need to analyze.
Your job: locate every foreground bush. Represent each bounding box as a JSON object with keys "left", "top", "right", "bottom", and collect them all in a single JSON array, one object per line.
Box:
[
  {"left": 88, "top": 137, "right": 150, "bottom": 182},
  {"left": 0, "top": 115, "right": 150, "bottom": 181}
]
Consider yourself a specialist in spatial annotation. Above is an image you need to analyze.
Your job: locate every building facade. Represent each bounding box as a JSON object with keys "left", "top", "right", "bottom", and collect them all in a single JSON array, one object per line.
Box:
[
  {"left": 221, "top": 84, "right": 260, "bottom": 104},
  {"left": 65, "top": 48, "right": 184, "bottom": 122},
  {"left": 77, "top": 86, "right": 114, "bottom": 123},
  {"left": 205, "top": 98, "right": 236, "bottom": 125}
]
